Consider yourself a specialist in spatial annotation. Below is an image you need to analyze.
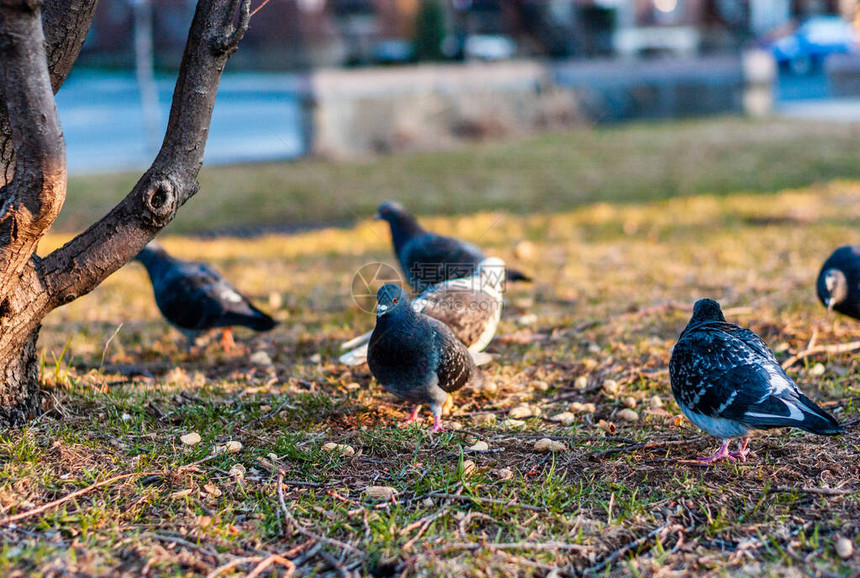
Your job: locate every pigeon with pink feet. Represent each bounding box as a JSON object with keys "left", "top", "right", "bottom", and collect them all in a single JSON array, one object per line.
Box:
[
  {"left": 670, "top": 299, "right": 843, "bottom": 464},
  {"left": 367, "top": 284, "right": 485, "bottom": 432}
]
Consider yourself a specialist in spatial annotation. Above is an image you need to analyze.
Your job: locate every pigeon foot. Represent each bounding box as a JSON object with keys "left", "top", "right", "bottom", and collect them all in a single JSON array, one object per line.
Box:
[{"left": 696, "top": 440, "right": 734, "bottom": 464}]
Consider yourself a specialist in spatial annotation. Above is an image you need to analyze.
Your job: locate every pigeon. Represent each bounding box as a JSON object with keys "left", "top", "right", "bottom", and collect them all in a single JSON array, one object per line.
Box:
[
  {"left": 376, "top": 201, "right": 531, "bottom": 291},
  {"left": 817, "top": 245, "right": 860, "bottom": 320},
  {"left": 134, "top": 242, "right": 277, "bottom": 348},
  {"left": 367, "top": 283, "right": 486, "bottom": 431},
  {"left": 339, "top": 257, "right": 506, "bottom": 366},
  {"left": 669, "top": 298, "right": 842, "bottom": 463}
]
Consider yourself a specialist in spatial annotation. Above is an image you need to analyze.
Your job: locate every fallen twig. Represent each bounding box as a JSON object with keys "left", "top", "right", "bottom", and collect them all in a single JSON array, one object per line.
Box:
[
  {"left": 442, "top": 540, "right": 588, "bottom": 553},
  {"left": 770, "top": 486, "right": 855, "bottom": 496},
  {"left": 590, "top": 436, "right": 708, "bottom": 459},
  {"left": 781, "top": 340, "right": 860, "bottom": 369},
  {"left": 430, "top": 492, "right": 546, "bottom": 513},
  {"left": 583, "top": 523, "right": 674, "bottom": 575},
  {"left": 0, "top": 471, "right": 160, "bottom": 526},
  {"left": 244, "top": 554, "right": 295, "bottom": 578}
]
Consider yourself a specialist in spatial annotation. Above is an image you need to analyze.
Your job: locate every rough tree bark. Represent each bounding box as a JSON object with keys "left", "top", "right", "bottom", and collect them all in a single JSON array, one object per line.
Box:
[{"left": 0, "top": 0, "right": 251, "bottom": 426}]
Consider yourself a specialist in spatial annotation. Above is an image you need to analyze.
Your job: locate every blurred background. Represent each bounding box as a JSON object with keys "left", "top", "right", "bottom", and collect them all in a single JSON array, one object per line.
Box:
[{"left": 58, "top": 0, "right": 860, "bottom": 175}]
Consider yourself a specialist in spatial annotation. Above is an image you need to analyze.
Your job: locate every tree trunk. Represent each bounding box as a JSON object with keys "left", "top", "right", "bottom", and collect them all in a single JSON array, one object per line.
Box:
[
  {"left": 0, "top": 329, "right": 40, "bottom": 426},
  {"left": 0, "top": 0, "right": 251, "bottom": 428}
]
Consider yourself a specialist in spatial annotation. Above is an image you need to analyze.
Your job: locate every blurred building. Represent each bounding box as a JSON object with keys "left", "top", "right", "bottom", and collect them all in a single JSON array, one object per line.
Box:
[{"left": 78, "top": 0, "right": 855, "bottom": 69}]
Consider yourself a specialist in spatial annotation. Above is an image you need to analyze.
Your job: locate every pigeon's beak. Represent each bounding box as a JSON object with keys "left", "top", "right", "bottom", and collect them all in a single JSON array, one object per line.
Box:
[
  {"left": 826, "top": 298, "right": 834, "bottom": 315},
  {"left": 376, "top": 303, "right": 389, "bottom": 316},
  {"left": 374, "top": 211, "right": 382, "bottom": 220}
]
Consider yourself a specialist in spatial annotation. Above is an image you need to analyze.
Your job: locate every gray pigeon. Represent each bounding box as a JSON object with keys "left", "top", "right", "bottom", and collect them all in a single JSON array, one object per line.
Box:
[
  {"left": 376, "top": 201, "right": 531, "bottom": 291},
  {"left": 339, "top": 257, "right": 505, "bottom": 366},
  {"left": 817, "top": 245, "right": 860, "bottom": 320},
  {"left": 134, "top": 242, "right": 277, "bottom": 348},
  {"left": 367, "top": 283, "right": 486, "bottom": 431},
  {"left": 670, "top": 299, "right": 842, "bottom": 464}
]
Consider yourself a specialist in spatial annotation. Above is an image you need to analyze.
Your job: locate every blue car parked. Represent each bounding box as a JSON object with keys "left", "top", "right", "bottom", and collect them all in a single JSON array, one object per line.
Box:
[{"left": 771, "top": 16, "right": 858, "bottom": 75}]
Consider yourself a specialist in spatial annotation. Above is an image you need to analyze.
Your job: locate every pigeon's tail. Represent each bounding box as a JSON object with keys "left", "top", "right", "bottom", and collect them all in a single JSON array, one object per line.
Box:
[
  {"left": 227, "top": 308, "right": 278, "bottom": 332},
  {"left": 505, "top": 268, "right": 532, "bottom": 283},
  {"left": 743, "top": 393, "right": 844, "bottom": 436},
  {"left": 793, "top": 393, "right": 844, "bottom": 436},
  {"left": 469, "top": 351, "right": 495, "bottom": 367},
  {"left": 341, "top": 330, "right": 373, "bottom": 351},
  {"left": 338, "top": 344, "right": 369, "bottom": 367}
]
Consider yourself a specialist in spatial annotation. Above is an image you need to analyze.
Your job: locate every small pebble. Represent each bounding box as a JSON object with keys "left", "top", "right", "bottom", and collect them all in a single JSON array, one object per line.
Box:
[
  {"left": 617, "top": 409, "right": 639, "bottom": 422},
  {"left": 471, "top": 413, "right": 497, "bottom": 426},
  {"left": 229, "top": 464, "right": 246, "bottom": 479},
  {"left": 622, "top": 396, "right": 637, "bottom": 409},
  {"left": 532, "top": 380, "right": 550, "bottom": 392},
  {"left": 309, "top": 353, "right": 322, "bottom": 364},
  {"left": 836, "top": 537, "right": 854, "bottom": 559},
  {"left": 810, "top": 363, "right": 826, "bottom": 376},
  {"left": 574, "top": 376, "right": 589, "bottom": 390},
  {"left": 650, "top": 395, "right": 664, "bottom": 409},
  {"left": 466, "top": 441, "right": 489, "bottom": 451},
  {"left": 121, "top": 413, "right": 132, "bottom": 422}
]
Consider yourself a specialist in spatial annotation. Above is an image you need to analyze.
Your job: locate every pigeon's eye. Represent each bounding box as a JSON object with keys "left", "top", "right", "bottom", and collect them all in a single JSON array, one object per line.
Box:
[{"left": 392, "top": 297, "right": 399, "bottom": 304}]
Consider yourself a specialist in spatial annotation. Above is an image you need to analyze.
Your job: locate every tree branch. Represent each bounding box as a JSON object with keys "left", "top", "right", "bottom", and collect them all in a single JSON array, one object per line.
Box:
[
  {"left": 0, "top": 0, "right": 66, "bottom": 302},
  {"left": 0, "top": 0, "right": 99, "bottom": 186},
  {"left": 40, "top": 0, "right": 251, "bottom": 308}
]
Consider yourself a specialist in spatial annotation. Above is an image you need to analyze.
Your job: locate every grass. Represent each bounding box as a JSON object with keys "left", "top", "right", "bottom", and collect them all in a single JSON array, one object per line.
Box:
[
  {"left": 61, "top": 117, "right": 860, "bottom": 235},
  {"left": 2, "top": 118, "right": 859, "bottom": 576}
]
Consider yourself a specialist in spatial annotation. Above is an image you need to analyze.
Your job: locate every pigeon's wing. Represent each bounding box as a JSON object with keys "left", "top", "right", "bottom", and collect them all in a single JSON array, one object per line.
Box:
[
  {"left": 401, "top": 234, "right": 484, "bottom": 288},
  {"left": 672, "top": 326, "right": 841, "bottom": 434},
  {"left": 159, "top": 263, "right": 275, "bottom": 331},
  {"left": 718, "top": 323, "right": 779, "bottom": 365},
  {"left": 418, "top": 283, "right": 499, "bottom": 349},
  {"left": 428, "top": 318, "right": 477, "bottom": 394}
]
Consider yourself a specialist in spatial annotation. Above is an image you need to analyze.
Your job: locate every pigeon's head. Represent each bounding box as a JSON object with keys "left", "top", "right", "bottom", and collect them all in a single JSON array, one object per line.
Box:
[
  {"left": 375, "top": 283, "right": 410, "bottom": 318},
  {"left": 478, "top": 257, "right": 507, "bottom": 291},
  {"left": 133, "top": 241, "right": 169, "bottom": 266},
  {"left": 819, "top": 268, "right": 848, "bottom": 313},
  {"left": 375, "top": 201, "right": 409, "bottom": 221},
  {"left": 690, "top": 299, "right": 726, "bottom": 325}
]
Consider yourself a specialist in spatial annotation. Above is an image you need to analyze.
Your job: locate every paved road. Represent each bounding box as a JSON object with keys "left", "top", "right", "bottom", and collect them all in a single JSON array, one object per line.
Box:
[{"left": 57, "top": 70, "right": 306, "bottom": 175}]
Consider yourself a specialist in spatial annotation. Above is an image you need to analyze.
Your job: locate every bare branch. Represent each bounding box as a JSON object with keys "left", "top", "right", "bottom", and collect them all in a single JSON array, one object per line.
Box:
[
  {"left": 40, "top": 0, "right": 251, "bottom": 308},
  {"left": 0, "top": 0, "right": 66, "bottom": 302},
  {"left": 0, "top": 0, "right": 99, "bottom": 186}
]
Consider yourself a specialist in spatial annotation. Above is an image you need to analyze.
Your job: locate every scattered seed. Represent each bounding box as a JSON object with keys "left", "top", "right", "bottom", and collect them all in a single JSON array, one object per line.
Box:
[
  {"left": 180, "top": 432, "right": 201, "bottom": 446},
  {"left": 467, "top": 441, "right": 489, "bottom": 451},
  {"left": 836, "top": 537, "right": 854, "bottom": 559},
  {"left": 365, "top": 486, "right": 397, "bottom": 500},
  {"left": 534, "top": 438, "right": 567, "bottom": 453},
  {"left": 617, "top": 409, "right": 639, "bottom": 422}
]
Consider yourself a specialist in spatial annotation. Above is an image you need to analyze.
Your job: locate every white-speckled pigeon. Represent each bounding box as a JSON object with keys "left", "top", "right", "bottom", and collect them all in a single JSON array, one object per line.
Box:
[
  {"left": 670, "top": 299, "right": 842, "bottom": 463},
  {"left": 367, "top": 283, "right": 485, "bottom": 431},
  {"left": 376, "top": 201, "right": 531, "bottom": 291},
  {"left": 817, "top": 245, "right": 860, "bottom": 320},
  {"left": 134, "top": 242, "right": 277, "bottom": 348},
  {"left": 339, "top": 257, "right": 506, "bottom": 366}
]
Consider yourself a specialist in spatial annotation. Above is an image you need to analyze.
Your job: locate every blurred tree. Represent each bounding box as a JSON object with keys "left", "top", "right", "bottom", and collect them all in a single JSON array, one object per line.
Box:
[
  {"left": 414, "top": 0, "right": 446, "bottom": 61},
  {"left": 0, "top": 0, "right": 250, "bottom": 427}
]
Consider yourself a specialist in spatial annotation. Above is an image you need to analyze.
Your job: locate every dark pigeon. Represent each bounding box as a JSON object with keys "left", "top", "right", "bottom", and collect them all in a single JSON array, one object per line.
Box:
[
  {"left": 134, "top": 242, "right": 277, "bottom": 348},
  {"left": 376, "top": 201, "right": 531, "bottom": 291},
  {"left": 817, "top": 245, "right": 860, "bottom": 320},
  {"left": 670, "top": 298, "right": 842, "bottom": 463},
  {"left": 367, "top": 283, "right": 485, "bottom": 431},
  {"left": 339, "top": 257, "right": 505, "bottom": 366}
]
